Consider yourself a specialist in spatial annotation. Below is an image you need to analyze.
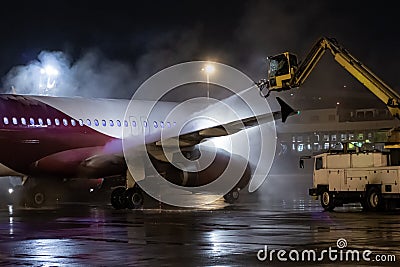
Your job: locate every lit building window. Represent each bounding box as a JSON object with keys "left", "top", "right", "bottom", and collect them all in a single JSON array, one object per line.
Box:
[
  {"left": 323, "top": 134, "right": 329, "bottom": 141},
  {"left": 341, "top": 133, "right": 347, "bottom": 141},
  {"left": 331, "top": 134, "right": 337, "bottom": 142},
  {"left": 358, "top": 133, "right": 364, "bottom": 140},
  {"left": 297, "top": 144, "right": 304, "bottom": 152},
  {"left": 349, "top": 133, "right": 354, "bottom": 140},
  {"left": 324, "top": 143, "right": 330, "bottom": 150}
]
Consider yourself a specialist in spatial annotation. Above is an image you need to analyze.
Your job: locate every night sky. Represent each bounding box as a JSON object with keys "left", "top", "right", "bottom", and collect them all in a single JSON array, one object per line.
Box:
[{"left": 1, "top": 0, "right": 399, "bottom": 109}]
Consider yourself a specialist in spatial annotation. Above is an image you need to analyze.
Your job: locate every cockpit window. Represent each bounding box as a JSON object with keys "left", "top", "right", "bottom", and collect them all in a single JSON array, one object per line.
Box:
[{"left": 269, "top": 54, "right": 289, "bottom": 78}]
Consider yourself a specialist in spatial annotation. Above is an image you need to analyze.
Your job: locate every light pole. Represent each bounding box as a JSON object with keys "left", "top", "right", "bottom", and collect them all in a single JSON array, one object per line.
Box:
[{"left": 202, "top": 63, "right": 215, "bottom": 98}]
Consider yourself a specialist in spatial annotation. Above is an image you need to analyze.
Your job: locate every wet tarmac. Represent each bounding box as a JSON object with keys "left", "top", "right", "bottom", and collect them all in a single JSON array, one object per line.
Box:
[{"left": 0, "top": 174, "right": 399, "bottom": 266}]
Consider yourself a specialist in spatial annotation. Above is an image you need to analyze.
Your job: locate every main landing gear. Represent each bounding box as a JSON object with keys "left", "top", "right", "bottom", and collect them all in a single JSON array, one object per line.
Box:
[
  {"left": 111, "top": 170, "right": 144, "bottom": 210},
  {"left": 223, "top": 187, "right": 240, "bottom": 204},
  {"left": 111, "top": 184, "right": 144, "bottom": 210}
]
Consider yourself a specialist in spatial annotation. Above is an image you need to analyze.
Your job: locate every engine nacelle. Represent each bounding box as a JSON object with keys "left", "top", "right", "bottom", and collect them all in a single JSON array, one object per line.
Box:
[{"left": 155, "top": 147, "right": 251, "bottom": 190}]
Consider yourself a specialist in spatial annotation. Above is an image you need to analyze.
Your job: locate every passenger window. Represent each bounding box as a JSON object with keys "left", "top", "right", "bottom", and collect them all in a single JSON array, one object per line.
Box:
[
  {"left": 173, "top": 122, "right": 177, "bottom": 127},
  {"left": 12, "top": 117, "right": 17, "bottom": 125},
  {"left": 124, "top": 120, "right": 128, "bottom": 127},
  {"left": 55, "top": 118, "right": 60, "bottom": 126},
  {"left": 71, "top": 119, "right": 76, "bottom": 126},
  {"left": 315, "top": 157, "right": 323, "bottom": 170},
  {"left": 160, "top": 121, "right": 164, "bottom": 128},
  {"left": 94, "top": 119, "right": 99, "bottom": 126},
  {"left": 102, "top": 119, "right": 106, "bottom": 126},
  {"left": 63, "top": 119, "right": 68, "bottom": 126},
  {"left": 3, "top": 117, "right": 8, "bottom": 125},
  {"left": 153, "top": 121, "right": 158, "bottom": 128},
  {"left": 38, "top": 118, "right": 43, "bottom": 125},
  {"left": 116, "top": 120, "right": 121, "bottom": 127},
  {"left": 21, "top": 117, "right": 26, "bottom": 125},
  {"left": 132, "top": 121, "right": 136, "bottom": 127},
  {"left": 46, "top": 118, "right": 52, "bottom": 125},
  {"left": 86, "top": 119, "right": 91, "bottom": 126},
  {"left": 167, "top": 122, "right": 171, "bottom": 128},
  {"left": 143, "top": 121, "right": 148, "bottom": 128},
  {"left": 30, "top": 118, "right": 35, "bottom": 125},
  {"left": 109, "top": 120, "right": 114, "bottom": 127},
  {"left": 79, "top": 119, "right": 84, "bottom": 126}
]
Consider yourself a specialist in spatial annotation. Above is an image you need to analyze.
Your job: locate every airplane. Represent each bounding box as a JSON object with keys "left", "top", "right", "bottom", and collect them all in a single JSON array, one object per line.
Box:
[{"left": 0, "top": 93, "right": 296, "bottom": 209}]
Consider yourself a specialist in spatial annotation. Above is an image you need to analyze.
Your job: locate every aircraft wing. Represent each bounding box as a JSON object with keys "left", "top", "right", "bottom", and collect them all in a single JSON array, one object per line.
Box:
[{"left": 152, "top": 96, "right": 296, "bottom": 149}]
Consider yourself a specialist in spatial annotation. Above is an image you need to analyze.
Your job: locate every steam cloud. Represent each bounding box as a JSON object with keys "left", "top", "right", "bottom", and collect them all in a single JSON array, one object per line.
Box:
[{"left": 1, "top": 29, "right": 201, "bottom": 99}]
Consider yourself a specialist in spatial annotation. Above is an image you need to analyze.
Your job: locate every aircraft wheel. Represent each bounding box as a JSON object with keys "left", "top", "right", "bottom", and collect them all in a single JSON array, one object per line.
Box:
[
  {"left": 320, "top": 189, "right": 335, "bottom": 211},
  {"left": 111, "top": 186, "right": 126, "bottom": 209},
  {"left": 125, "top": 187, "right": 144, "bottom": 209},
  {"left": 224, "top": 188, "right": 239, "bottom": 204},
  {"left": 26, "top": 186, "right": 47, "bottom": 208}
]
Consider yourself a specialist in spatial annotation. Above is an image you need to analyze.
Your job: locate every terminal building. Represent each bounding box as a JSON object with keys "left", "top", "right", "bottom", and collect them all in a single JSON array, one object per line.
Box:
[{"left": 275, "top": 106, "right": 400, "bottom": 157}]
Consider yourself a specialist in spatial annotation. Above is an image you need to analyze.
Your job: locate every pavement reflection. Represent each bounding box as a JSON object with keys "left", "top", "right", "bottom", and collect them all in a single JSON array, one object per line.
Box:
[{"left": 0, "top": 174, "right": 399, "bottom": 266}]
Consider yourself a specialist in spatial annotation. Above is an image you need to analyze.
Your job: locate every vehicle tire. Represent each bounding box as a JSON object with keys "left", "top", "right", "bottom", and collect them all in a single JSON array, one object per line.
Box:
[
  {"left": 365, "top": 187, "right": 383, "bottom": 211},
  {"left": 223, "top": 188, "right": 240, "bottom": 204},
  {"left": 111, "top": 186, "right": 126, "bottom": 209},
  {"left": 320, "top": 189, "right": 335, "bottom": 211},
  {"left": 124, "top": 187, "right": 144, "bottom": 209}
]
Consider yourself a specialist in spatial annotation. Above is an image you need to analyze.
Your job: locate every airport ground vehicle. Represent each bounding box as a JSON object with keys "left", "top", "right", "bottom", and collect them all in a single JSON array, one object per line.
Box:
[
  {"left": 301, "top": 147, "right": 400, "bottom": 211},
  {"left": 257, "top": 36, "right": 400, "bottom": 210}
]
